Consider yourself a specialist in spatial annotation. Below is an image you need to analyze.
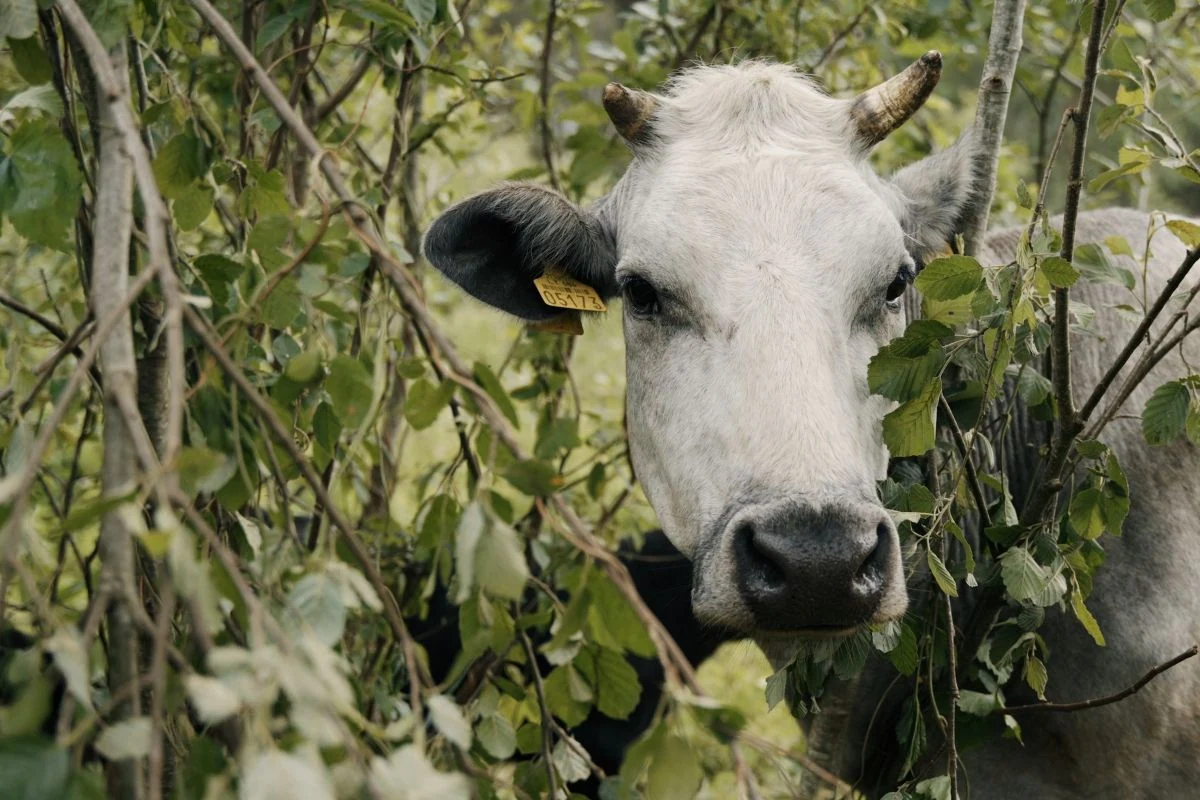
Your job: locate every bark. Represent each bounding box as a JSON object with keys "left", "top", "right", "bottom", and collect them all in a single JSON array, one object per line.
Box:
[
  {"left": 88, "top": 42, "right": 145, "bottom": 800},
  {"left": 962, "top": 0, "right": 1029, "bottom": 254}
]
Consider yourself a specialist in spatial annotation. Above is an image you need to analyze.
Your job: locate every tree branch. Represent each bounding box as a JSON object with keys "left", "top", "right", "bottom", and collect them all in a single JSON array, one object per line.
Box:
[
  {"left": 962, "top": 0, "right": 1029, "bottom": 253},
  {"left": 1000, "top": 645, "right": 1197, "bottom": 714}
]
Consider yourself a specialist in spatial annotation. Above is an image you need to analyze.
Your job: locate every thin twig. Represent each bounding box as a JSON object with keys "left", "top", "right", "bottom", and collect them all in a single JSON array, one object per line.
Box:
[
  {"left": 538, "top": 0, "right": 561, "bottom": 192},
  {"left": 999, "top": 645, "right": 1197, "bottom": 714},
  {"left": 519, "top": 629, "right": 559, "bottom": 799}
]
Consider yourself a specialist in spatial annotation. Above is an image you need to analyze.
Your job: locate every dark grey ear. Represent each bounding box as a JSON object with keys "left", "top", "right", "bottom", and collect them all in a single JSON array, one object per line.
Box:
[
  {"left": 422, "top": 183, "right": 618, "bottom": 321},
  {"left": 888, "top": 131, "right": 982, "bottom": 262}
]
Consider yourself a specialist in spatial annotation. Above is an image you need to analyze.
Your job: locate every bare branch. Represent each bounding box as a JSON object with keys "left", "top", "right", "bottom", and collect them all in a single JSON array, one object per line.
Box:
[{"left": 1000, "top": 646, "right": 1198, "bottom": 714}]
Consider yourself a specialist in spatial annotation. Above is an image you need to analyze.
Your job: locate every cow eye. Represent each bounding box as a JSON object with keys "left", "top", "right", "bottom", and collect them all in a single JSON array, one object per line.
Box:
[
  {"left": 885, "top": 263, "right": 915, "bottom": 309},
  {"left": 622, "top": 275, "right": 660, "bottom": 316}
]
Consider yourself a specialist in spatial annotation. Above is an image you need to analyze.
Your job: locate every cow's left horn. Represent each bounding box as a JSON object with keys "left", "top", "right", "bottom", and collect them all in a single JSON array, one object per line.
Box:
[
  {"left": 850, "top": 51, "right": 942, "bottom": 147},
  {"left": 603, "top": 83, "right": 657, "bottom": 142}
]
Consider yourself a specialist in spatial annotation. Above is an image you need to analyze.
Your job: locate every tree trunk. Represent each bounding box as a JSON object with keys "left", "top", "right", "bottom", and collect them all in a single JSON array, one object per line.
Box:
[{"left": 89, "top": 42, "right": 145, "bottom": 800}]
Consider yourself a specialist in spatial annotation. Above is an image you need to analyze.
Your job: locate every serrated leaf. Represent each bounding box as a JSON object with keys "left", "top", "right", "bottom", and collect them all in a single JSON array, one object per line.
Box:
[
  {"left": 0, "top": 120, "right": 82, "bottom": 249},
  {"left": 428, "top": 695, "right": 472, "bottom": 749},
  {"left": 501, "top": 458, "right": 561, "bottom": 496},
  {"left": 868, "top": 348, "right": 945, "bottom": 403},
  {"left": 926, "top": 549, "right": 958, "bottom": 597},
  {"left": 591, "top": 647, "right": 642, "bottom": 720},
  {"left": 1142, "top": 380, "right": 1191, "bottom": 445},
  {"left": 1069, "top": 589, "right": 1105, "bottom": 646},
  {"left": 1040, "top": 256, "right": 1079, "bottom": 289},
  {"left": 95, "top": 717, "right": 152, "bottom": 761},
  {"left": 405, "top": 0, "right": 437, "bottom": 23},
  {"left": 1142, "top": 0, "right": 1176, "bottom": 22},
  {"left": 914, "top": 255, "right": 983, "bottom": 300},
  {"left": 173, "top": 182, "right": 213, "bottom": 230},
  {"left": 881, "top": 378, "right": 940, "bottom": 457},
  {"left": 888, "top": 623, "right": 919, "bottom": 675},
  {"left": 1024, "top": 655, "right": 1048, "bottom": 700}
]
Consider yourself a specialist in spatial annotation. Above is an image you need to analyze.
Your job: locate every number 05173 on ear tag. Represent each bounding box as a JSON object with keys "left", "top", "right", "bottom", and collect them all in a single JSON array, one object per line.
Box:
[{"left": 533, "top": 267, "right": 607, "bottom": 313}]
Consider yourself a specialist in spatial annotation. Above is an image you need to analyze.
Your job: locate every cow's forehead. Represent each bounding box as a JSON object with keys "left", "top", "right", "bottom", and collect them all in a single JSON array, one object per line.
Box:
[{"left": 650, "top": 61, "right": 853, "bottom": 156}]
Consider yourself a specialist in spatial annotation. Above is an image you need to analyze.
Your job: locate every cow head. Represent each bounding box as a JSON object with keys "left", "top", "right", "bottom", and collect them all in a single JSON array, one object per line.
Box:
[{"left": 424, "top": 54, "right": 978, "bottom": 664}]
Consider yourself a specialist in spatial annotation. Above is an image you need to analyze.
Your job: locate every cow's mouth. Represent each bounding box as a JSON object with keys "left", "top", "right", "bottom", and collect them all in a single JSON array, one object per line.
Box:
[{"left": 753, "top": 624, "right": 862, "bottom": 641}]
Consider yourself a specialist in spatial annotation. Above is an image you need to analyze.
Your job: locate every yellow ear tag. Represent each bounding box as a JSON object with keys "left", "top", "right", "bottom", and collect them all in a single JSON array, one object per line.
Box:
[
  {"left": 528, "top": 312, "right": 584, "bottom": 336},
  {"left": 532, "top": 267, "right": 607, "bottom": 313}
]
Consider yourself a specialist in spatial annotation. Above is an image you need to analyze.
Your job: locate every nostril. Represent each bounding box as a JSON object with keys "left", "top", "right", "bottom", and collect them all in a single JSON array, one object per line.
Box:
[
  {"left": 855, "top": 522, "right": 892, "bottom": 588},
  {"left": 735, "top": 523, "right": 786, "bottom": 590}
]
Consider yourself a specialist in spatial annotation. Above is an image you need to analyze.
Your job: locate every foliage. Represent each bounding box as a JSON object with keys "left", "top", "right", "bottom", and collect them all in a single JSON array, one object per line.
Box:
[{"left": 0, "top": 0, "right": 1198, "bottom": 797}]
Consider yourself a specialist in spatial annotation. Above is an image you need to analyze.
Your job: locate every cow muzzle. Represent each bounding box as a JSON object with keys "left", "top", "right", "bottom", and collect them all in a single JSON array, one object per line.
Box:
[{"left": 726, "top": 500, "right": 905, "bottom": 633}]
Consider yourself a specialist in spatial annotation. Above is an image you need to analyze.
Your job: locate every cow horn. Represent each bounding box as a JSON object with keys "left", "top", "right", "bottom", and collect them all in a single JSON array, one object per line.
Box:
[
  {"left": 603, "top": 83, "right": 657, "bottom": 142},
  {"left": 849, "top": 51, "right": 943, "bottom": 147}
]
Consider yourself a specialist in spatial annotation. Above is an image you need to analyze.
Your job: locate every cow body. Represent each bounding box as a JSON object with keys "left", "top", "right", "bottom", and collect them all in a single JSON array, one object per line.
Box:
[{"left": 423, "top": 58, "right": 1200, "bottom": 797}]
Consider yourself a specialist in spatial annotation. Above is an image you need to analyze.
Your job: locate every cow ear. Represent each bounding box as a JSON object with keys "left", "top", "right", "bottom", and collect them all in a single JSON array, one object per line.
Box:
[
  {"left": 887, "top": 131, "right": 982, "bottom": 262},
  {"left": 422, "top": 183, "right": 618, "bottom": 321}
]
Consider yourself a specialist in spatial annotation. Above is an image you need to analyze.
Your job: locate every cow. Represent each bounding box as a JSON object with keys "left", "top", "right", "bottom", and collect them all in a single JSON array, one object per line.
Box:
[{"left": 422, "top": 53, "right": 1200, "bottom": 798}]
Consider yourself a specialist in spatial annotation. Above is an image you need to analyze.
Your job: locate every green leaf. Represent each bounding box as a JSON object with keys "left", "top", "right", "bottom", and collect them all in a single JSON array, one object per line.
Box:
[
  {"left": 1071, "top": 589, "right": 1106, "bottom": 646},
  {"left": 1142, "top": 380, "right": 1191, "bottom": 445},
  {"left": 0, "top": 0, "right": 37, "bottom": 39},
  {"left": 501, "top": 459, "right": 561, "bottom": 496},
  {"left": 1016, "top": 367, "right": 1053, "bottom": 406},
  {"left": 868, "top": 348, "right": 945, "bottom": 403},
  {"left": 1165, "top": 219, "right": 1200, "bottom": 248},
  {"left": 914, "top": 255, "right": 983, "bottom": 300},
  {"left": 956, "top": 690, "right": 999, "bottom": 716},
  {"left": 152, "top": 133, "right": 208, "bottom": 200},
  {"left": 0, "top": 737, "right": 71, "bottom": 799},
  {"left": 2, "top": 85, "right": 63, "bottom": 118},
  {"left": 1039, "top": 256, "right": 1080, "bottom": 289},
  {"left": 1000, "top": 548, "right": 1067, "bottom": 607},
  {"left": 173, "top": 183, "right": 214, "bottom": 231},
  {"left": 1023, "top": 655, "right": 1048, "bottom": 700},
  {"left": 1105, "top": 235, "right": 1133, "bottom": 257},
  {"left": 403, "top": 378, "right": 454, "bottom": 430},
  {"left": 8, "top": 36, "right": 52, "bottom": 85},
  {"left": 590, "top": 647, "right": 642, "bottom": 720},
  {"left": 476, "top": 714, "right": 516, "bottom": 759},
  {"left": 1068, "top": 488, "right": 1106, "bottom": 540},
  {"left": 915, "top": 775, "right": 952, "bottom": 800},
  {"left": 405, "top": 0, "right": 437, "bottom": 24},
  {"left": 887, "top": 623, "right": 919, "bottom": 676},
  {"left": 0, "top": 120, "right": 82, "bottom": 249},
  {"left": 881, "top": 378, "right": 940, "bottom": 457},
  {"left": 644, "top": 734, "right": 702, "bottom": 800},
  {"left": 472, "top": 362, "right": 519, "bottom": 427},
  {"left": 328, "top": 356, "right": 374, "bottom": 429},
  {"left": 1142, "top": 0, "right": 1176, "bottom": 22},
  {"left": 926, "top": 549, "right": 958, "bottom": 597},
  {"left": 474, "top": 514, "right": 529, "bottom": 600},
  {"left": 287, "top": 573, "right": 346, "bottom": 645}
]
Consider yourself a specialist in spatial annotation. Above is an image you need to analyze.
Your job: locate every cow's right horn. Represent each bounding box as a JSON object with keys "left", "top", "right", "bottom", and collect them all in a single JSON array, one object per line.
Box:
[
  {"left": 849, "top": 51, "right": 943, "bottom": 148},
  {"left": 603, "top": 83, "right": 657, "bottom": 142}
]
